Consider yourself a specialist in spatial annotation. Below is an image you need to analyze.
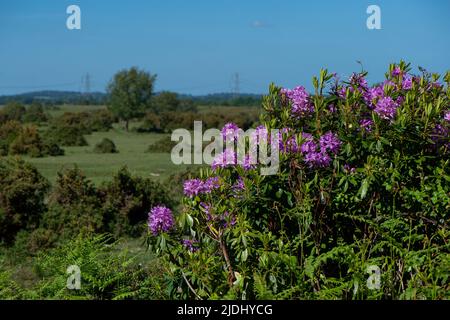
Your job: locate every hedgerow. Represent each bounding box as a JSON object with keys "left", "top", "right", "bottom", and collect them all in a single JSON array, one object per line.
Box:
[{"left": 148, "top": 62, "right": 450, "bottom": 300}]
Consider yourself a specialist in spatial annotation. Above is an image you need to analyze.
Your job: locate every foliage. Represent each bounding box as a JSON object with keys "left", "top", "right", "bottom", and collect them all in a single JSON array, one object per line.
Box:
[
  {"left": 94, "top": 138, "right": 118, "bottom": 154},
  {"left": 42, "top": 166, "right": 105, "bottom": 241},
  {"left": 0, "top": 101, "right": 26, "bottom": 123},
  {"left": 0, "top": 157, "right": 50, "bottom": 244},
  {"left": 99, "top": 167, "right": 175, "bottom": 237},
  {"left": 139, "top": 108, "right": 259, "bottom": 133},
  {"left": 148, "top": 62, "right": 450, "bottom": 300},
  {"left": 107, "top": 67, "right": 156, "bottom": 131},
  {"left": 22, "top": 102, "right": 48, "bottom": 124},
  {"left": 152, "top": 91, "right": 197, "bottom": 113},
  {"left": 26, "top": 234, "right": 167, "bottom": 300}
]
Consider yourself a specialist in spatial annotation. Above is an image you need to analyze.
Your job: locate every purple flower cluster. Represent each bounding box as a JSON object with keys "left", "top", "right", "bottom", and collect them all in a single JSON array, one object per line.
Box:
[
  {"left": 221, "top": 122, "right": 240, "bottom": 142},
  {"left": 402, "top": 76, "right": 413, "bottom": 90},
  {"left": 148, "top": 206, "right": 174, "bottom": 235},
  {"left": 182, "top": 239, "right": 199, "bottom": 252},
  {"left": 232, "top": 176, "right": 245, "bottom": 193},
  {"left": 211, "top": 148, "right": 237, "bottom": 170},
  {"left": 374, "top": 97, "right": 398, "bottom": 120},
  {"left": 281, "top": 86, "right": 314, "bottom": 118},
  {"left": 359, "top": 119, "right": 374, "bottom": 132},
  {"left": 300, "top": 131, "right": 341, "bottom": 168},
  {"left": 319, "top": 131, "right": 342, "bottom": 155},
  {"left": 183, "top": 177, "right": 221, "bottom": 197},
  {"left": 391, "top": 66, "right": 402, "bottom": 77}
]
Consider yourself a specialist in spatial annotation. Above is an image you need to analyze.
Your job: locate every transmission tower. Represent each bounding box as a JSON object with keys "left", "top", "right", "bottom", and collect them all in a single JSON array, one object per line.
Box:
[
  {"left": 81, "top": 73, "right": 91, "bottom": 95},
  {"left": 231, "top": 72, "right": 240, "bottom": 98},
  {"left": 80, "top": 73, "right": 92, "bottom": 104}
]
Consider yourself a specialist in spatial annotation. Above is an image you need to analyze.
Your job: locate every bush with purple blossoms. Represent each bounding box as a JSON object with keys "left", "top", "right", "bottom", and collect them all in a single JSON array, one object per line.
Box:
[{"left": 148, "top": 61, "right": 450, "bottom": 300}]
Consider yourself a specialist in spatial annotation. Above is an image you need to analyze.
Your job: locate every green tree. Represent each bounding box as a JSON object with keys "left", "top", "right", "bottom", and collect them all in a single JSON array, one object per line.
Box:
[{"left": 107, "top": 67, "right": 156, "bottom": 131}]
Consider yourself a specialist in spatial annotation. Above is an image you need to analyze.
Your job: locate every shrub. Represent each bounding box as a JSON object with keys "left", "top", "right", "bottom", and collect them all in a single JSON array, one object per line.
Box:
[
  {"left": 88, "top": 109, "right": 116, "bottom": 132},
  {"left": 148, "top": 62, "right": 450, "bottom": 300},
  {"left": 0, "top": 158, "right": 50, "bottom": 244},
  {"left": 0, "top": 101, "right": 26, "bottom": 123},
  {"left": 44, "top": 123, "right": 88, "bottom": 147},
  {"left": 0, "top": 121, "right": 22, "bottom": 156},
  {"left": 146, "top": 135, "right": 174, "bottom": 153},
  {"left": 42, "top": 167, "right": 104, "bottom": 241},
  {"left": 94, "top": 138, "right": 118, "bottom": 154},
  {"left": 23, "top": 102, "right": 48, "bottom": 124},
  {"left": 9, "top": 125, "right": 45, "bottom": 157},
  {"left": 99, "top": 167, "right": 174, "bottom": 237}
]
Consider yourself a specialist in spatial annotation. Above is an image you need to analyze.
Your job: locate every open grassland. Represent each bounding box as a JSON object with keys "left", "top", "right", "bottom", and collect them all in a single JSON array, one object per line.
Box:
[{"left": 26, "top": 124, "right": 188, "bottom": 185}]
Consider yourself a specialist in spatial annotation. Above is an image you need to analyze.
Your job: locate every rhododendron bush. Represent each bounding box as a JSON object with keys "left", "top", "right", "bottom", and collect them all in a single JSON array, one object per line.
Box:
[{"left": 147, "top": 62, "right": 450, "bottom": 300}]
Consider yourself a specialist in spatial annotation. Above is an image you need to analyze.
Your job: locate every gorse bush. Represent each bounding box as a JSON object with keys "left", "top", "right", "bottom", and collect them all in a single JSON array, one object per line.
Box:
[
  {"left": 148, "top": 62, "right": 450, "bottom": 300},
  {"left": 0, "top": 122, "right": 64, "bottom": 157},
  {"left": 94, "top": 138, "right": 118, "bottom": 153},
  {"left": 0, "top": 157, "right": 50, "bottom": 244},
  {"left": 100, "top": 167, "right": 175, "bottom": 237}
]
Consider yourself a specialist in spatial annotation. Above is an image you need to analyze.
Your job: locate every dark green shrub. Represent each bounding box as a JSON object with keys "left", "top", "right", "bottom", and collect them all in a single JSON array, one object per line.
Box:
[
  {"left": 94, "top": 138, "right": 118, "bottom": 153},
  {"left": 88, "top": 109, "right": 116, "bottom": 132},
  {"left": 44, "top": 124, "right": 88, "bottom": 146},
  {"left": 146, "top": 135, "right": 174, "bottom": 153},
  {"left": 42, "top": 167, "right": 104, "bottom": 241},
  {"left": 0, "top": 158, "right": 50, "bottom": 244},
  {"left": 23, "top": 102, "right": 48, "bottom": 124},
  {"left": 9, "top": 125, "right": 45, "bottom": 157},
  {"left": 42, "top": 142, "right": 65, "bottom": 156},
  {"left": 0, "top": 101, "right": 26, "bottom": 123},
  {"left": 0, "top": 121, "right": 22, "bottom": 156},
  {"left": 99, "top": 167, "right": 174, "bottom": 237}
]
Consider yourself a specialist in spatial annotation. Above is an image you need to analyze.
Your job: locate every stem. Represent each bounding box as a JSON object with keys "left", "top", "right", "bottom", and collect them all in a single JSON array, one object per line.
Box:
[
  {"left": 181, "top": 270, "right": 203, "bottom": 300},
  {"left": 219, "top": 236, "right": 236, "bottom": 286}
]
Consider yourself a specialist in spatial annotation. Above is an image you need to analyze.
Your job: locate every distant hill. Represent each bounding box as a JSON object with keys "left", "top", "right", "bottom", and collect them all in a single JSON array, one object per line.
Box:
[
  {"left": 0, "top": 90, "right": 107, "bottom": 105},
  {"left": 0, "top": 90, "right": 262, "bottom": 106}
]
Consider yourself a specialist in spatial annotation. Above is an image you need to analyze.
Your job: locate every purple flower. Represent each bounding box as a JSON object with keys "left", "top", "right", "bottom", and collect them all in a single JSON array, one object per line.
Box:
[
  {"left": 402, "top": 76, "right": 413, "bottom": 90},
  {"left": 300, "top": 140, "right": 317, "bottom": 154},
  {"left": 203, "top": 177, "right": 221, "bottom": 193},
  {"left": 359, "top": 119, "right": 374, "bottom": 132},
  {"left": 349, "top": 73, "right": 368, "bottom": 89},
  {"left": 221, "top": 122, "right": 240, "bottom": 142},
  {"left": 182, "top": 239, "right": 199, "bottom": 252},
  {"left": 232, "top": 176, "right": 245, "bottom": 193},
  {"left": 391, "top": 66, "right": 402, "bottom": 77},
  {"left": 211, "top": 148, "right": 237, "bottom": 170},
  {"left": 444, "top": 110, "right": 450, "bottom": 122},
  {"left": 304, "top": 150, "right": 331, "bottom": 168},
  {"left": 363, "top": 85, "right": 384, "bottom": 106},
  {"left": 240, "top": 153, "right": 256, "bottom": 170},
  {"left": 200, "top": 202, "right": 213, "bottom": 221},
  {"left": 328, "top": 104, "right": 337, "bottom": 113},
  {"left": 282, "top": 86, "right": 314, "bottom": 118},
  {"left": 374, "top": 96, "right": 398, "bottom": 120},
  {"left": 221, "top": 211, "right": 236, "bottom": 228},
  {"left": 183, "top": 178, "right": 204, "bottom": 197},
  {"left": 343, "top": 164, "right": 356, "bottom": 174},
  {"left": 148, "top": 206, "right": 174, "bottom": 235},
  {"left": 319, "top": 131, "right": 341, "bottom": 155}
]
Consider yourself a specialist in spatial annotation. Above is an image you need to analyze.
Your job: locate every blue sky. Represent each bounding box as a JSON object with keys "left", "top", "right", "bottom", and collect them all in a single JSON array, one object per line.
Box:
[{"left": 0, "top": 0, "right": 449, "bottom": 95}]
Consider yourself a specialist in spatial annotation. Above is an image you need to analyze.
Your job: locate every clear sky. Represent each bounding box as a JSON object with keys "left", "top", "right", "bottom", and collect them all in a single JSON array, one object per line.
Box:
[{"left": 0, "top": 0, "right": 449, "bottom": 95}]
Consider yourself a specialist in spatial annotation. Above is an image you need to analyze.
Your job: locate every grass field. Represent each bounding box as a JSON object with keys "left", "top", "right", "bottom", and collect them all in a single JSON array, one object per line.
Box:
[
  {"left": 16, "top": 104, "right": 259, "bottom": 185},
  {"left": 26, "top": 124, "right": 189, "bottom": 185}
]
